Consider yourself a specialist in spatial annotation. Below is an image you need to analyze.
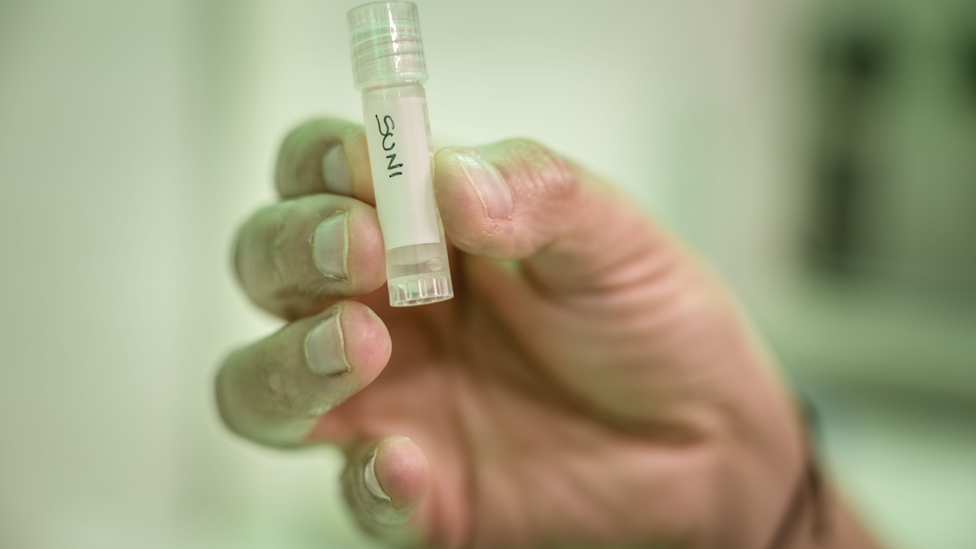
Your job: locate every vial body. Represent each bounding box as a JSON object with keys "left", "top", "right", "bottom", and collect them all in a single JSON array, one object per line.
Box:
[{"left": 361, "top": 82, "right": 453, "bottom": 306}]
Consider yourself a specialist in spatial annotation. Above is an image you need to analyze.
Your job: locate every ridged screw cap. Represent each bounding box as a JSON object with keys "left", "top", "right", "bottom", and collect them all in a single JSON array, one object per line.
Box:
[{"left": 347, "top": 2, "right": 428, "bottom": 91}]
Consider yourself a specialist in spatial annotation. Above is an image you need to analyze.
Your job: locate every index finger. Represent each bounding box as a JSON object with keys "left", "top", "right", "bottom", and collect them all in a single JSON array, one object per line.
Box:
[{"left": 275, "top": 118, "right": 375, "bottom": 204}]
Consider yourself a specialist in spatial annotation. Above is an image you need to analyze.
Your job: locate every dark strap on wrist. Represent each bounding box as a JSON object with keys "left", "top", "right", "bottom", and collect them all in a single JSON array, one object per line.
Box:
[{"left": 767, "top": 392, "right": 829, "bottom": 549}]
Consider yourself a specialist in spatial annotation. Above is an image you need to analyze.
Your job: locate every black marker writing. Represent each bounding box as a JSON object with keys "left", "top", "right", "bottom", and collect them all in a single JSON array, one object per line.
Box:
[
  {"left": 375, "top": 114, "right": 403, "bottom": 178},
  {"left": 386, "top": 154, "right": 403, "bottom": 178}
]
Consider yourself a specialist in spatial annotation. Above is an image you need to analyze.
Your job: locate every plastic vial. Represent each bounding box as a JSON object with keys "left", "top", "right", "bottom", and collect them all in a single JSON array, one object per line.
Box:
[{"left": 346, "top": 1, "right": 453, "bottom": 307}]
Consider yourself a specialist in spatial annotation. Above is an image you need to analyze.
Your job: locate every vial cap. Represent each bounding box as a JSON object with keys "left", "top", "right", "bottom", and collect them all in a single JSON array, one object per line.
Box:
[{"left": 347, "top": 1, "right": 428, "bottom": 91}]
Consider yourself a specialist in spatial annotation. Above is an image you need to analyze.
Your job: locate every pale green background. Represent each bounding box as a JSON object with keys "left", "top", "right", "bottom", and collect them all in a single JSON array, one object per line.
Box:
[{"left": 1, "top": 1, "right": 974, "bottom": 548}]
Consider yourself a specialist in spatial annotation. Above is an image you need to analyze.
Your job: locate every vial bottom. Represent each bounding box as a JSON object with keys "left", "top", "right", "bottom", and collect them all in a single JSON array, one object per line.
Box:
[
  {"left": 387, "top": 271, "right": 453, "bottom": 306},
  {"left": 385, "top": 244, "right": 453, "bottom": 306}
]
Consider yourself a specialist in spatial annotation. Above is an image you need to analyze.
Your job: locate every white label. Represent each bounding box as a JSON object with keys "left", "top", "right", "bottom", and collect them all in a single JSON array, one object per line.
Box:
[{"left": 363, "top": 96, "right": 439, "bottom": 251}]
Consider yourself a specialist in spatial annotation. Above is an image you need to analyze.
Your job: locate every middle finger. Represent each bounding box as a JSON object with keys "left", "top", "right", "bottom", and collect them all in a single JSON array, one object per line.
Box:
[{"left": 235, "top": 193, "right": 386, "bottom": 319}]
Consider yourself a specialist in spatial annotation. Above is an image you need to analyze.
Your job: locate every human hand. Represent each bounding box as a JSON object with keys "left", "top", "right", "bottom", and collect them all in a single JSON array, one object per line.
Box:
[{"left": 216, "top": 118, "right": 866, "bottom": 548}]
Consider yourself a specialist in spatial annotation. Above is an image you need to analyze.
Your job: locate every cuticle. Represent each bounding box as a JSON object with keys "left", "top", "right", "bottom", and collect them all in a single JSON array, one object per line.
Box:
[{"left": 332, "top": 304, "right": 352, "bottom": 375}]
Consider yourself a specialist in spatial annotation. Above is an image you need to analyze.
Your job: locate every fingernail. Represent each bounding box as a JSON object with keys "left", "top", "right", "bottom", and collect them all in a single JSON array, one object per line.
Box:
[
  {"left": 455, "top": 151, "right": 512, "bottom": 219},
  {"left": 304, "top": 312, "right": 350, "bottom": 376},
  {"left": 312, "top": 211, "right": 348, "bottom": 280},
  {"left": 364, "top": 450, "right": 391, "bottom": 501},
  {"left": 323, "top": 144, "right": 354, "bottom": 196}
]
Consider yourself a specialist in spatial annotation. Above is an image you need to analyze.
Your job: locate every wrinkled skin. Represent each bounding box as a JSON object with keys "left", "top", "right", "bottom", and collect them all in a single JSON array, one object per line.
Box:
[{"left": 216, "top": 118, "right": 869, "bottom": 549}]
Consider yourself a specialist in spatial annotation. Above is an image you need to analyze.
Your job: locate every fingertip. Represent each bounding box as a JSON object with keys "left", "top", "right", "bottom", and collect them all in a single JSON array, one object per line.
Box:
[
  {"left": 373, "top": 436, "right": 430, "bottom": 510},
  {"left": 336, "top": 301, "right": 392, "bottom": 384},
  {"left": 343, "top": 436, "right": 429, "bottom": 538}
]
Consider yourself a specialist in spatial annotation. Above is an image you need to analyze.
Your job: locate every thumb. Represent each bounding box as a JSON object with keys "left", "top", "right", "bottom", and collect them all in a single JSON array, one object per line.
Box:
[{"left": 434, "top": 139, "right": 675, "bottom": 295}]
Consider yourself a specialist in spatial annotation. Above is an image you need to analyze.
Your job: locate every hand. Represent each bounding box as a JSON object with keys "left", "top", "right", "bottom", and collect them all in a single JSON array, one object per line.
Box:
[{"left": 216, "top": 118, "right": 829, "bottom": 548}]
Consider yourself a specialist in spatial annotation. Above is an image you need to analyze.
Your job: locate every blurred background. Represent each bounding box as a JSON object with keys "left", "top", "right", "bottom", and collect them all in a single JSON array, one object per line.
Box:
[{"left": 1, "top": 0, "right": 974, "bottom": 547}]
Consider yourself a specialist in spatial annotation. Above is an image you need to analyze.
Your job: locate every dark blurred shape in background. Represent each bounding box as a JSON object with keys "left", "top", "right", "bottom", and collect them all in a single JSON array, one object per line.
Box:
[{"left": 808, "top": 2, "right": 976, "bottom": 296}]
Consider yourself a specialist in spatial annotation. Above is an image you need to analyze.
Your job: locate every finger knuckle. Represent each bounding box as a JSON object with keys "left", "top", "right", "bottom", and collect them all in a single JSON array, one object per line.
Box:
[
  {"left": 269, "top": 215, "right": 290, "bottom": 290},
  {"left": 260, "top": 361, "right": 298, "bottom": 413},
  {"left": 257, "top": 342, "right": 310, "bottom": 416},
  {"left": 263, "top": 336, "right": 341, "bottom": 419},
  {"left": 506, "top": 138, "right": 579, "bottom": 202},
  {"left": 274, "top": 120, "right": 322, "bottom": 195}
]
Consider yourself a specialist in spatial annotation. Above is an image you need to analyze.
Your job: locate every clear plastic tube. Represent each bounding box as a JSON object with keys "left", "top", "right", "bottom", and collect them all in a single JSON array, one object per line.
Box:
[{"left": 347, "top": 2, "right": 453, "bottom": 307}]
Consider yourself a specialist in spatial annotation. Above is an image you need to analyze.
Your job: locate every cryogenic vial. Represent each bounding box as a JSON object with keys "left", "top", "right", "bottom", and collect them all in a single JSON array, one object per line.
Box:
[{"left": 347, "top": 1, "right": 453, "bottom": 307}]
